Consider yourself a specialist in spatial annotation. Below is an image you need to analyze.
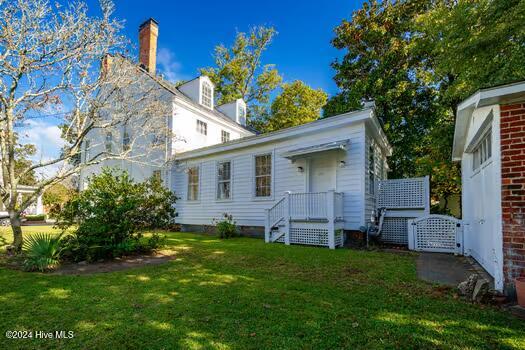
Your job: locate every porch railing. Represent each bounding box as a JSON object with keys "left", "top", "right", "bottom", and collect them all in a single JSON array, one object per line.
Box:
[{"left": 265, "top": 190, "right": 344, "bottom": 249}]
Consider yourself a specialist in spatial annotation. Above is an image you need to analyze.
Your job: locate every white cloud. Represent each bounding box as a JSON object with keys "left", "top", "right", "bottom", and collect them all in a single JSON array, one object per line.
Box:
[
  {"left": 157, "top": 47, "right": 187, "bottom": 83},
  {"left": 18, "top": 119, "right": 66, "bottom": 179}
]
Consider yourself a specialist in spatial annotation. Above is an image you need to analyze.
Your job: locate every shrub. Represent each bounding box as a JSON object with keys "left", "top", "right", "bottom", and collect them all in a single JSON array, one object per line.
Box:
[
  {"left": 24, "top": 214, "right": 46, "bottom": 221},
  {"left": 55, "top": 169, "right": 176, "bottom": 261},
  {"left": 23, "top": 233, "right": 63, "bottom": 271},
  {"left": 214, "top": 213, "right": 237, "bottom": 239}
]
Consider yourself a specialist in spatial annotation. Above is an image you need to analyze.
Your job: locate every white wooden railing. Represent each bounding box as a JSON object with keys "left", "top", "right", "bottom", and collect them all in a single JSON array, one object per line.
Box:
[{"left": 265, "top": 190, "right": 344, "bottom": 249}]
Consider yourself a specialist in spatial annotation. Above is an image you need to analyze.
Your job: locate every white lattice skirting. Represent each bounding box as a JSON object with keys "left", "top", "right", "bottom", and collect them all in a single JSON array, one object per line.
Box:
[
  {"left": 380, "top": 217, "right": 411, "bottom": 245},
  {"left": 276, "top": 228, "right": 344, "bottom": 247}
]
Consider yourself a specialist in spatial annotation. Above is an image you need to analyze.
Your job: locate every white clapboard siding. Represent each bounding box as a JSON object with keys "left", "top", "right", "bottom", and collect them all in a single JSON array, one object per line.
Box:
[{"left": 172, "top": 121, "right": 375, "bottom": 230}]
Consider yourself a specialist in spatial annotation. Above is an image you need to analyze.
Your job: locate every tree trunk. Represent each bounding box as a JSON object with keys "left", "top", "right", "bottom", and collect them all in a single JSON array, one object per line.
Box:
[{"left": 9, "top": 211, "right": 23, "bottom": 252}]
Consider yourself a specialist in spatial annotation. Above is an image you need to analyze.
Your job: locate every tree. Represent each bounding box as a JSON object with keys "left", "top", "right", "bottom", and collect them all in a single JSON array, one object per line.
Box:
[
  {"left": 200, "top": 26, "right": 282, "bottom": 124},
  {"left": 415, "top": 0, "right": 525, "bottom": 105},
  {"left": 324, "top": 0, "right": 460, "bottom": 209},
  {"left": 259, "top": 81, "right": 327, "bottom": 132},
  {"left": 0, "top": 0, "right": 169, "bottom": 251}
]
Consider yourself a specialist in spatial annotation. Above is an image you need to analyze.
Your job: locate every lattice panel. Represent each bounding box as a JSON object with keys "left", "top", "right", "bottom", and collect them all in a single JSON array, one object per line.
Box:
[
  {"left": 377, "top": 178, "right": 427, "bottom": 209},
  {"left": 414, "top": 217, "right": 457, "bottom": 252},
  {"left": 335, "top": 231, "right": 344, "bottom": 247},
  {"left": 380, "top": 217, "right": 410, "bottom": 245},
  {"left": 276, "top": 228, "right": 332, "bottom": 246}
]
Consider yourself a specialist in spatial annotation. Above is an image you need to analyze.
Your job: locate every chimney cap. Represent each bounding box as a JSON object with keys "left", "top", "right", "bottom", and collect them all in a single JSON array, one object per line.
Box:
[{"left": 139, "top": 18, "right": 159, "bottom": 31}]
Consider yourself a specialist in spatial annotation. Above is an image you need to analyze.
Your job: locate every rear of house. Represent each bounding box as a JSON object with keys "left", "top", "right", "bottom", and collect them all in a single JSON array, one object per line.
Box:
[
  {"left": 171, "top": 106, "right": 391, "bottom": 247},
  {"left": 453, "top": 80, "right": 525, "bottom": 294}
]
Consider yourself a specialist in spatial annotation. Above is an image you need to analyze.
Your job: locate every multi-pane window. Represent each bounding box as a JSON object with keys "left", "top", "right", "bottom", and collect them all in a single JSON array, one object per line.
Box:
[
  {"left": 472, "top": 130, "right": 492, "bottom": 171},
  {"left": 123, "top": 128, "right": 130, "bottom": 151},
  {"left": 238, "top": 105, "right": 246, "bottom": 125},
  {"left": 255, "top": 154, "right": 272, "bottom": 197},
  {"left": 187, "top": 167, "right": 199, "bottom": 201},
  {"left": 201, "top": 81, "right": 212, "bottom": 108},
  {"left": 217, "top": 161, "right": 232, "bottom": 200},
  {"left": 105, "top": 132, "right": 113, "bottom": 152},
  {"left": 196, "top": 120, "right": 207, "bottom": 135},
  {"left": 368, "top": 144, "right": 376, "bottom": 195},
  {"left": 221, "top": 130, "right": 230, "bottom": 143}
]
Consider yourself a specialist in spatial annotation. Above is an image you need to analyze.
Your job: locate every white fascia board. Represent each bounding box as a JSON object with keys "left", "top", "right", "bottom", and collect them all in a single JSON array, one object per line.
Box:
[
  {"left": 174, "top": 108, "right": 374, "bottom": 161},
  {"left": 453, "top": 81, "right": 525, "bottom": 160},
  {"left": 173, "top": 96, "right": 253, "bottom": 136}
]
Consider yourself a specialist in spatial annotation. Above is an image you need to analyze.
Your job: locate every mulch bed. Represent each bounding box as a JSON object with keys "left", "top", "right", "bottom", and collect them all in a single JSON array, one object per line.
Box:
[{"left": 52, "top": 251, "right": 177, "bottom": 275}]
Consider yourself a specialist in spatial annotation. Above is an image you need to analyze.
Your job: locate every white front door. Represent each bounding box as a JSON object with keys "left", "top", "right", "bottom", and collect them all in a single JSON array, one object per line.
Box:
[{"left": 308, "top": 155, "right": 336, "bottom": 192}]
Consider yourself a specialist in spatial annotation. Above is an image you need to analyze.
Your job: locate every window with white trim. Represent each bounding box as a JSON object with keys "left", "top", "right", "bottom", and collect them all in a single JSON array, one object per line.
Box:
[
  {"left": 368, "top": 144, "right": 376, "bottom": 195},
  {"left": 196, "top": 120, "right": 207, "bottom": 135},
  {"left": 472, "top": 130, "right": 492, "bottom": 171},
  {"left": 255, "top": 154, "right": 272, "bottom": 197},
  {"left": 238, "top": 104, "right": 246, "bottom": 125},
  {"left": 187, "top": 167, "right": 199, "bottom": 201},
  {"left": 201, "top": 81, "right": 212, "bottom": 108},
  {"left": 152, "top": 170, "right": 161, "bottom": 182},
  {"left": 123, "top": 127, "right": 130, "bottom": 151},
  {"left": 217, "top": 161, "right": 232, "bottom": 200},
  {"left": 221, "top": 130, "right": 230, "bottom": 143},
  {"left": 105, "top": 132, "right": 113, "bottom": 152}
]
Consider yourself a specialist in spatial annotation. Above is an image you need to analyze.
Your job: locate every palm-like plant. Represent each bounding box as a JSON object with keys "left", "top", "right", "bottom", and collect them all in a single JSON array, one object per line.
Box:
[{"left": 23, "top": 233, "right": 63, "bottom": 272}]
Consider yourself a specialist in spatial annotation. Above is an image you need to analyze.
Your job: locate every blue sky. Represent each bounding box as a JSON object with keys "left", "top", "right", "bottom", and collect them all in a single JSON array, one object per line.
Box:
[
  {"left": 24, "top": 0, "right": 362, "bottom": 177},
  {"left": 90, "top": 0, "right": 360, "bottom": 95}
]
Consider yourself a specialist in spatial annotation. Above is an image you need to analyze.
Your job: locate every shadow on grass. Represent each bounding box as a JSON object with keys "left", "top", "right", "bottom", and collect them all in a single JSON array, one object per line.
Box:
[{"left": 0, "top": 232, "right": 523, "bottom": 349}]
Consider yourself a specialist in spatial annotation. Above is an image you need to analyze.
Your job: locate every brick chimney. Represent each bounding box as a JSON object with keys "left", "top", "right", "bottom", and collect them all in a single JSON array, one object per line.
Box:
[{"left": 139, "top": 18, "right": 158, "bottom": 74}]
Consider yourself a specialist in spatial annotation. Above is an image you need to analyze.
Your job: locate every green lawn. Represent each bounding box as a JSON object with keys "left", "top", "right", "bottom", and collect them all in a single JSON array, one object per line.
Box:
[{"left": 0, "top": 227, "right": 524, "bottom": 349}]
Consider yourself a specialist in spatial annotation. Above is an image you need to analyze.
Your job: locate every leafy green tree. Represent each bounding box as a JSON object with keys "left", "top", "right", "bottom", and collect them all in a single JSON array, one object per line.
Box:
[
  {"left": 259, "top": 81, "right": 327, "bottom": 132},
  {"left": 415, "top": 0, "right": 525, "bottom": 105},
  {"left": 324, "top": 0, "right": 460, "bottom": 209},
  {"left": 200, "top": 26, "right": 282, "bottom": 123}
]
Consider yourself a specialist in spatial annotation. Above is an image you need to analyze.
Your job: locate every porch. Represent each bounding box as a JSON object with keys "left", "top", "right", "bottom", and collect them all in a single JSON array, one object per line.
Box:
[{"left": 264, "top": 191, "right": 344, "bottom": 249}]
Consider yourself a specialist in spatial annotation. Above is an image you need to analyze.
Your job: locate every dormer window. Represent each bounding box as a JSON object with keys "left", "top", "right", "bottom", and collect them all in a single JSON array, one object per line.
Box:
[
  {"left": 201, "top": 81, "right": 213, "bottom": 109},
  {"left": 238, "top": 104, "right": 246, "bottom": 125}
]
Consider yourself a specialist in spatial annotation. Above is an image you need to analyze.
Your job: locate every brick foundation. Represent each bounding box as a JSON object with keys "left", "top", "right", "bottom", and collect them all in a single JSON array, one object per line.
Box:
[{"left": 500, "top": 103, "right": 525, "bottom": 292}]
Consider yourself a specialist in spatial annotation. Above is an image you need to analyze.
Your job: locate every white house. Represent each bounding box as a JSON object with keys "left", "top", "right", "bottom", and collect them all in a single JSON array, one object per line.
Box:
[
  {"left": 80, "top": 18, "right": 395, "bottom": 249},
  {"left": 172, "top": 105, "right": 391, "bottom": 248},
  {"left": 452, "top": 80, "right": 525, "bottom": 294},
  {"left": 79, "top": 19, "right": 254, "bottom": 188}
]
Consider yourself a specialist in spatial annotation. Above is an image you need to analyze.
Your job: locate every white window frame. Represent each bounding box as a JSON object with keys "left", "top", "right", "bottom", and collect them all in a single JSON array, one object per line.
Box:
[
  {"left": 472, "top": 129, "right": 492, "bottom": 172},
  {"left": 238, "top": 104, "right": 246, "bottom": 124},
  {"left": 105, "top": 132, "right": 113, "bottom": 153},
  {"left": 253, "top": 152, "right": 274, "bottom": 200},
  {"left": 196, "top": 120, "right": 207, "bottom": 135},
  {"left": 216, "top": 160, "right": 233, "bottom": 201},
  {"left": 368, "top": 142, "right": 376, "bottom": 195},
  {"left": 152, "top": 170, "right": 162, "bottom": 182},
  {"left": 221, "top": 130, "right": 230, "bottom": 143},
  {"left": 187, "top": 166, "right": 200, "bottom": 202},
  {"left": 201, "top": 81, "right": 213, "bottom": 109}
]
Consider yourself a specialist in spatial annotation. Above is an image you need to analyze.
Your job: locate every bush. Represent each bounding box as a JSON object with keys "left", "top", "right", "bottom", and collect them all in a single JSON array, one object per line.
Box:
[
  {"left": 23, "top": 233, "right": 63, "bottom": 271},
  {"left": 55, "top": 169, "right": 176, "bottom": 262},
  {"left": 213, "top": 213, "right": 237, "bottom": 239},
  {"left": 24, "top": 214, "right": 46, "bottom": 221}
]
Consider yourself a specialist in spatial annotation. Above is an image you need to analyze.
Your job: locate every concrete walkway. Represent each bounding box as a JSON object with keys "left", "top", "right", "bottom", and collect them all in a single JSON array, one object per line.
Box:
[{"left": 416, "top": 253, "right": 483, "bottom": 287}]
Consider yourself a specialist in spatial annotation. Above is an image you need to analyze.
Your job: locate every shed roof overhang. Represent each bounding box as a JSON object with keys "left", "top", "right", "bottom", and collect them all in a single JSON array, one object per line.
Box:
[
  {"left": 280, "top": 140, "right": 349, "bottom": 160},
  {"left": 452, "top": 80, "right": 525, "bottom": 161}
]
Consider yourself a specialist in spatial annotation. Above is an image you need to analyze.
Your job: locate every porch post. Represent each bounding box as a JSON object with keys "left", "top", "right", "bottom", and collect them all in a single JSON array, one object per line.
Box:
[
  {"left": 284, "top": 192, "right": 291, "bottom": 245},
  {"left": 327, "top": 190, "right": 335, "bottom": 249},
  {"left": 264, "top": 208, "right": 270, "bottom": 243}
]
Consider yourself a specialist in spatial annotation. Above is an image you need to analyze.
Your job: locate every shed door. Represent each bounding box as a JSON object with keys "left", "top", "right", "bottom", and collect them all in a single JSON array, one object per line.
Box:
[{"left": 308, "top": 155, "right": 336, "bottom": 192}]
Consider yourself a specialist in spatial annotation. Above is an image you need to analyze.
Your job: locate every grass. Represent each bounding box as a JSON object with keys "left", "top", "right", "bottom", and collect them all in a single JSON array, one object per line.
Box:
[{"left": 0, "top": 226, "right": 524, "bottom": 349}]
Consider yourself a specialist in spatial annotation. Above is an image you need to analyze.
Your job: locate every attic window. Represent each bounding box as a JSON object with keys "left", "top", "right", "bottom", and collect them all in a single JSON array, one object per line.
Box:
[
  {"left": 201, "top": 81, "right": 212, "bottom": 108},
  {"left": 238, "top": 104, "right": 246, "bottom": 124}
]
